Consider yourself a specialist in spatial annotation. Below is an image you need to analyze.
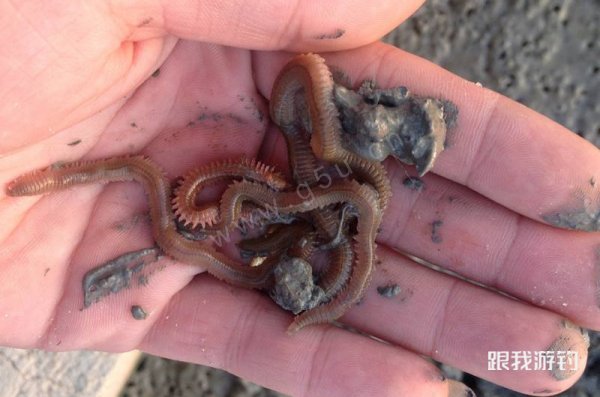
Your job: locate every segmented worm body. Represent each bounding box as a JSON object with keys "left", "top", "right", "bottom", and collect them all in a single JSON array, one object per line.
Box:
[
  {"left": 270, "top": 53, "right": 392, "bottom": 213},
  {"left": 172, "top": 158, "right": 288, "bottom": 229},
  {"left": 7, "top": 156, "right": 275, "bottom": 289}
]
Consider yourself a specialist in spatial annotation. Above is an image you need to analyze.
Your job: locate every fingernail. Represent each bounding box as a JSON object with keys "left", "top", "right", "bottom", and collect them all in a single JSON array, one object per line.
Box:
[
  {"left": 546, "top": 320, "right": 589, "bottom": 380},
  {"left": 447, "top": 379, "right": 476, "bottom": 397}
]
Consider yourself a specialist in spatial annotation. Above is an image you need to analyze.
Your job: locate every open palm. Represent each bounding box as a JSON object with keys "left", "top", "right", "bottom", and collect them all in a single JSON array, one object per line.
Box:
[{"left": 1, "top": 1, "right": 598, "bottom": 396}]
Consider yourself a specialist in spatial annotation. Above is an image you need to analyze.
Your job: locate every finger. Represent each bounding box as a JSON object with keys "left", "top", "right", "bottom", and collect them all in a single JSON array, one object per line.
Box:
[
  {"left": 139, "top": 275, "right": 473, "bottom": 397},
  {"left": 344, "top": 247, "right": 589, "bottom": 396},
  {"left": 252, "top": 43, "right": 600, "bottom": 232},
  {"left": 118, "top": 0, "right": 424, "bottom": 51},
  {"left": 379, "top": 160, "right": 600, "bottom": 330}
]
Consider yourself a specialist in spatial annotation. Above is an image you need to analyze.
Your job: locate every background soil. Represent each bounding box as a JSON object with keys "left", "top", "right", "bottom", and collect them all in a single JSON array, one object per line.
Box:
[{"left": 120, "top": 1, "right": 600, "bottom": 396}]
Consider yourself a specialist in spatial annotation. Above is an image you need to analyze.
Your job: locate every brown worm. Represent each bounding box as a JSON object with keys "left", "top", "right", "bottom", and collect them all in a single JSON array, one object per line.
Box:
[
  {"left": 270, "top": 71, "right": 342, "bottom": 241},
  {"left": 268, "top": 54, "right": 368, "bottom": 323},
  {"left": 270, "top": 53, "right": 392, "bottom": 213},
  {"left": 319, "top": 240, "right": 353, "bottom": 302},
  {"left": 172, "top": 157, "right": 288, "bottom": 229},
  {"left": 269, "top": 53, "right": 390, "bottom": 330},
  {"left": 7, "top": 156, "right": 275, "bottom": 289},
  {"left": 237, "top": 220, "right": 315, "bottom": 259}
]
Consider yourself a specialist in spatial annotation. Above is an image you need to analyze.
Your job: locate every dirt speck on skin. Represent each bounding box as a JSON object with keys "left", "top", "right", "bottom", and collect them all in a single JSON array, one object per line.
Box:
[
  {"left": 240, "top": 96, "right": 265, "bottom": 123},
  {"left": 67, "top": 139, "right": 81, "bottom": 146},
  {"left": 50, "top": 161, "right": 68, "bottom": 170},
  {"left": 130, "top": 122, "right": 138, "bottom": 128},
  {"left": 137, "top": 273, "right": 150, "bottom": 286},
  {"left": 377, "top": 284, "right": 401, "bottom": 298},
  {"left": 546, "top": 320, "right": 589, "bottom": 381},
  {"left": 43, "top": 268, "right": 50, "bottom": 276},
  {"left": 151, "top": 69, "right": 160, "bottom": 78},
  {"left": 112, "top": 213, "right": 149, "bottom": 232},
  {"left": 82, "top": 247, "right": 161, "bottom": 308},
  {"left": 431, "top": 220, "right": 444, "bottom": 243},
  {"left": 315, "top": 28, "right": 345, "bottom": 40},
  {"left": 197, "top": 111, "right": 248, "bottom": 125},
  {"left": 226, "top": 112, "right": 247, "bottom": 124},
  {"left": 138, "top": 17, "right": 152, "bottom": 27},
  {"left": 542, "top": 207, "right": 600, "bottom": 232},
  {"left": 198, "top": 112, "right": 220, "bottom": 122},
  {"left": 590, "top": 177, "right": 596, "bottom": 187},
  {"left": 532, "top": 389, "right": 559, "bottom": 395},
  {"left": 403, "top": 176, "right": 425, "bottom": 191},
  {"left": 131, "top": 305, "right": 148, "bottom": 320}
]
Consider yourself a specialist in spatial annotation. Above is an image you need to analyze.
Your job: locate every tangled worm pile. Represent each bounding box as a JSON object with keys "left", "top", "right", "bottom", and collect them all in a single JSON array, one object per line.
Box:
[{"left": 7, "top": 53, "right": 452, "bottom": 333}]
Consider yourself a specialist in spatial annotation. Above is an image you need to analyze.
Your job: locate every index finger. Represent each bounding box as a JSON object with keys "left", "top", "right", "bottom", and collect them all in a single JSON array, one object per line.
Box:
[{"left": 254, "top": 43, "right": 600, "bottom": 231}]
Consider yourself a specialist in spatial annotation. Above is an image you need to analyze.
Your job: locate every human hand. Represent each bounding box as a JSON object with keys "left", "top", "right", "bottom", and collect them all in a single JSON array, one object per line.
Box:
[{"left": 1, "top": 1, "right": 598, "bottom": 396}]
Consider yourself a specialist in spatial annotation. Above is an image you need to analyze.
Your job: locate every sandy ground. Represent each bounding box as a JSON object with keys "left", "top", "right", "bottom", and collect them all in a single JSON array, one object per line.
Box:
[{"left": 120, "top": 1, "right": 599, "bottom": 396}]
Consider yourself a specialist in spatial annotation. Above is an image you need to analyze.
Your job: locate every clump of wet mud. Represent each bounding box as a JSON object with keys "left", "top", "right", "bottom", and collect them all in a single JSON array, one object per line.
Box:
[
  {"left": 543, "top": 207, "right": 600, "bottom": 232},
  {"left": 376, "top": 284, "right": 401, "bottom": 298},
  {"left": 333, "top": 80, "right": 457, "bottom": 175},
  {"left": 131, "top": 305, "right": 148, "bottom": 320},
  {"left": 403, "top": 176, "right": 425, "bottom": 191},
  {"left": 83, "top": 248, "right": 161, "bottom": 308},
  {"left": 269, "top": 257, "right": 325, "bottom": 314}
]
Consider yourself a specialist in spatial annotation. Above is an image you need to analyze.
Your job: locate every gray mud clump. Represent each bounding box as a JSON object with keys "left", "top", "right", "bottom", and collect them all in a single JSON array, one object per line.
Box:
[
  {"left": 333, "top": 80, "right": 457, "bottom": 175},
  {"left": 269, "top": 257, "right": 325, "bottom": 314},
  {"left": 403, "top": 176, "right": 425, "bottom": 191},
  {"left": 377, "top": 284, "right": 402, "bottom": 298},
  {"left": 131, "top": 305, "right": 148, "bottom": 320},
  {"left": 83, "top": 247, "right": 161, "bottom": 308},
  {"left": 431, "top": 220, "right": 444, "bottom": 244},
  {"left": 543, "top": 208, "right": 600, "bottom": 232}
]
